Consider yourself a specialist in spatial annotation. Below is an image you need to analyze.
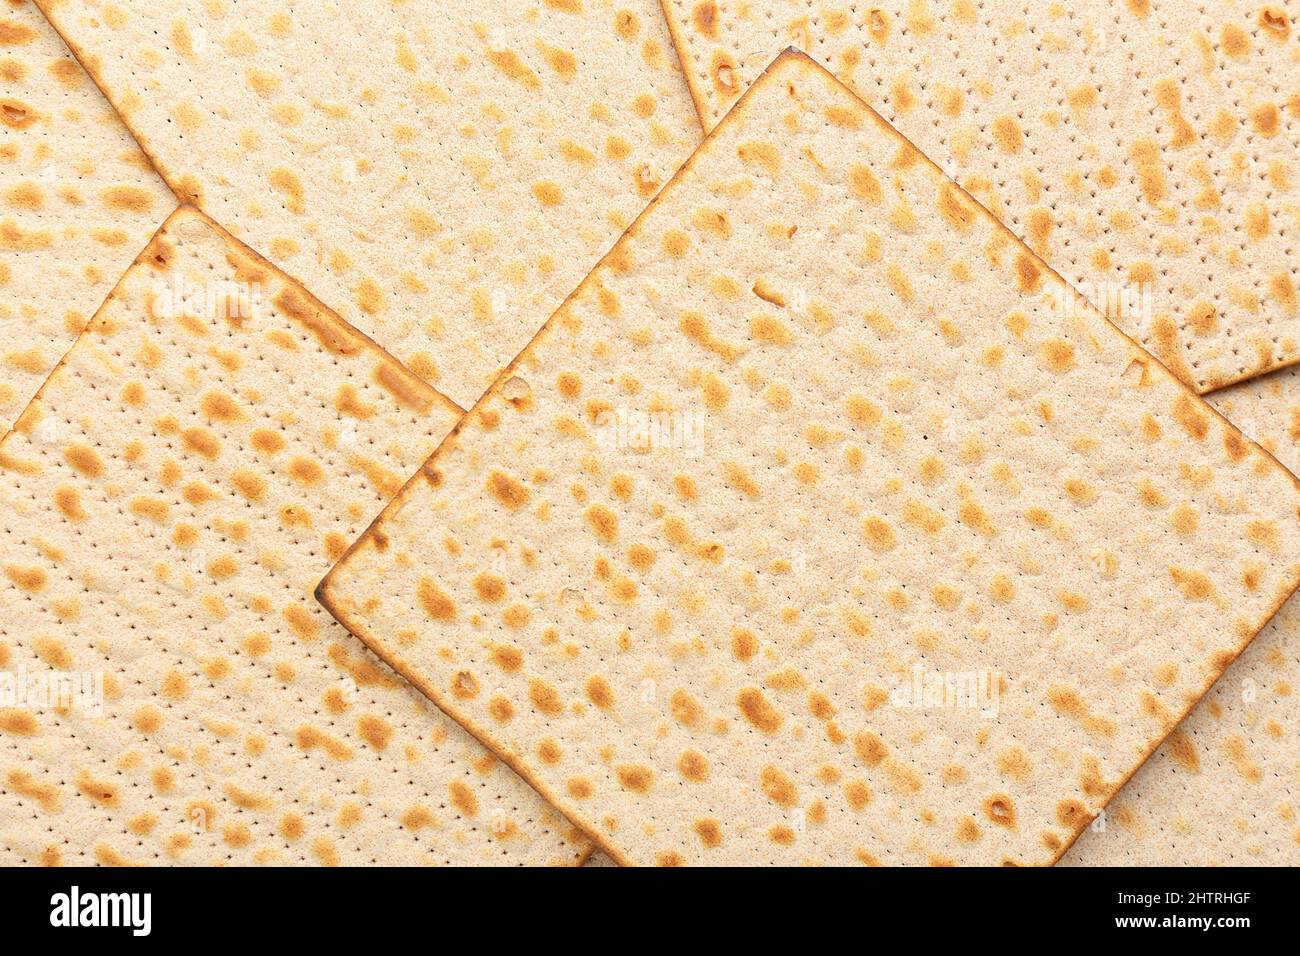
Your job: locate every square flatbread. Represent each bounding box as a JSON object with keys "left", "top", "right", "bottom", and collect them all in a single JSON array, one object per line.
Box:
[
  {"left": 661, "top": 0, "right": 1300, "bottom": 394},
  {"left": 320, "top": 53, "right": 1300, "bottom": 865},
  {"left": 0, "top": 207, "right": 588, "bottom": 866},
  {"left": 36, "top": 0, "right": 701, "bottom": 409},
  {"left": 1065, "top": 364, "right": 1300, "bottom": 865},
  {"left": 1, "top": 0, "right": 174, "bottom": 434}
]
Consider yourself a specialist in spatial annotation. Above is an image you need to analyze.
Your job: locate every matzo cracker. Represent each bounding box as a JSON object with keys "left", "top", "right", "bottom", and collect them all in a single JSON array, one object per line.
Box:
[
  {"left": 36, "top": 0, "right": 700, "bottom": 408},
  {"left": 661, "top": 0, "right": 1300, "bottom": 393},
  {"left": 1066, "top": 364, "right": 1300, "bottom": 865},
  {"left": 0, "top": 207, "right": 588, "bottom": 866},
  {"left": 320, "top": 53, "right": 1300, "bottom": 865}
]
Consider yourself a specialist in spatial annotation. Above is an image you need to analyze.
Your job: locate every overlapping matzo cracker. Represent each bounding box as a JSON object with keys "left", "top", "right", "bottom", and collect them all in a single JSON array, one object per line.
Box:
[
  {"left": 35, "top": 0, "right": 700, "bottom": 409},
  {"left": 320, "top": 52, "right": 1300, "bottom": 865},
  {"left": 661, "top": 0, "right": 1300, "bottom": 394},
  {"left": 0, "top": 207, "right": 588, "bottom": 866},
  {"left": 0, "top": 0, "right": 173, "bottom": 435},
  {"left": 1065, "top": 365, "right": 1300, "bottom": 864}
]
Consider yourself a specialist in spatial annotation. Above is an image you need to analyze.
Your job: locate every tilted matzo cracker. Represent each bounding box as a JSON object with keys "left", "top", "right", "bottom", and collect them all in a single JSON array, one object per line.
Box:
[
  {"left": 0, "top": 0, "right": 173, "bottom": 434},
  {"left": 661, "top": 0, "right": 1300, "bottom": 394},
  {"left": 320, "top": 53, "right": 1300, "bottom": 865},
  {"left": 35, "top": 0, "right": 700, "bottom": 409},
  {"left": 0, "top": 207, "right": 588, "bottom": 866},
  {"left": 1065, "top": 365, "right": 1300, "bottom": 864}
]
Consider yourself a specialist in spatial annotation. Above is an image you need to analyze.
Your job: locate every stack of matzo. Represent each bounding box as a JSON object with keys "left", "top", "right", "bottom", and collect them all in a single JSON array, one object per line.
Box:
[
  {"left": 1, "top": 0, "right": 173, "bottom": 435},
  {"left": 4, "top": 0, "right": 1300, "bottom": 868},
  {"left": 661, "top": 0, "right": 1300, "bottom": 394},
  {"left": 320, "top": 53, "right": 1300, "bottom": 865},
  {"left": 35, "top": 0, "right": 702, "bottom": 408},
  {"left": 0, "top": 208, "right": 588, "bottom": 865}
]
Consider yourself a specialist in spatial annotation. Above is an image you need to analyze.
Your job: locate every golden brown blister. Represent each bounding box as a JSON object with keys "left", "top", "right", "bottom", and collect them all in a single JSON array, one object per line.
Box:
[
  {"left": 0, "top": 207, "right": 589, "bottom": 866},
  {"left": 0, "top": 0, "right": 174, "bottom": 435},
  {"left": 320, "top": 52, "right": 1300, "bottom": 866},
  {"left": 661, "top": 0, "right": 1300, "bottom": 394},
  {"left": 35, "top": 0, "right": 700, "bottom": 409},
  {"left": 1066, "top": 365, "right": 1300, "bottom": 865}
]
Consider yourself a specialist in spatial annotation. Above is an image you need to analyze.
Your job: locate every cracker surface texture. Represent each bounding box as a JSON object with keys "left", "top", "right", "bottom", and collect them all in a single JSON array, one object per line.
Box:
[
  {"left": 1066, "top": 364, "right": 1300, "bottom": 865},
  {"left": 662, "top": 0, "right": 1300, "bottom": 394},
  {"left": 0, "top": 0, "right": 174, "bottom": 435},
  {"left": 36, "top": 0, "right": 701, "bottom": 409},
  {"left": 321, "top": 53, "right": 1300, "bottom": 866},
  {"left": 0, "top": 208, "right": 588, "bottom": 866}
]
